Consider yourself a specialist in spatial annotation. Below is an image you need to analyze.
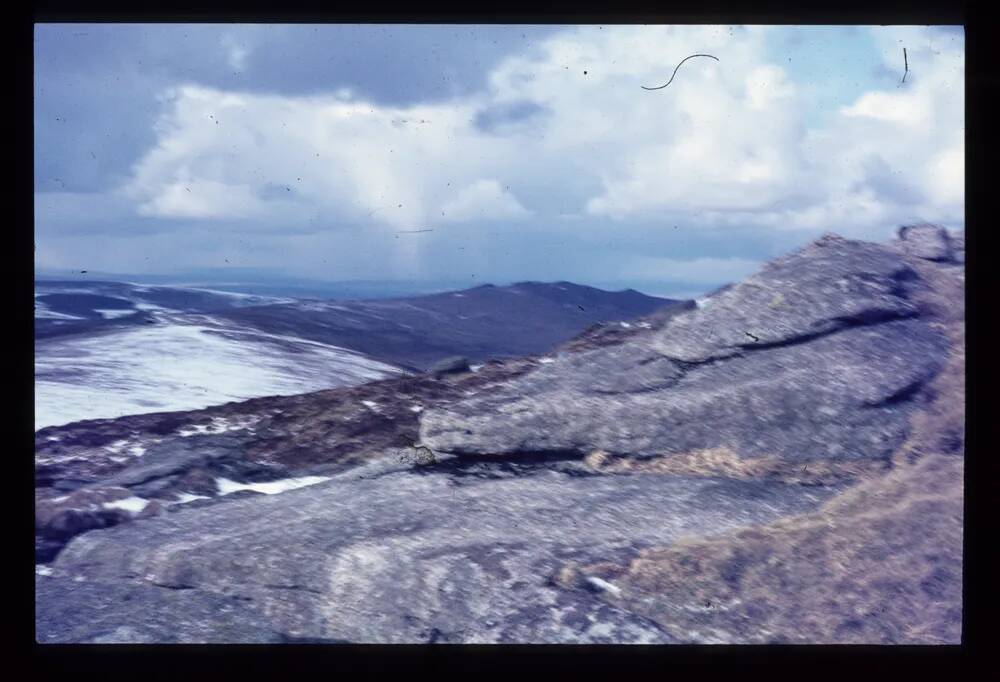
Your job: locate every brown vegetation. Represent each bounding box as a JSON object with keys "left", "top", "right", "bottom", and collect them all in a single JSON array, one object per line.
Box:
[{"left": 569, "top": 255, "right": 965, "bottom": 643}]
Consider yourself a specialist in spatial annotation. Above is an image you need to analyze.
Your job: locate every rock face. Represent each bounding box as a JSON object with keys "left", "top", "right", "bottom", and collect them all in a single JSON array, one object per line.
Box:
[
  {"left": 949, "top": 230, "right": 965, "bottom": 264},
  {"left": 34, "top": 228, "right": 964, "bottom": 644},
  {"left": 37, "top": 455, "right": 843, "bottom": 643},
  {"left": 33, "top": 359, "right": 546, "bottom": 562},
  {"left": 420, "top": 234, "right": 951, "bottom": 468},
  {"left": 895, "top": 223, "right": 957, "bottom": 262},
  {"left": 35, "top": 487, "right": 141, "bottom": 563}
]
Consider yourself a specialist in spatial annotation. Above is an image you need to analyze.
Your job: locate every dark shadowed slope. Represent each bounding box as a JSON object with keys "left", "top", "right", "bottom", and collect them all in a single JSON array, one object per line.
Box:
[
  {"left": 215, "top": 281, "right": 678, "bottom": 370},
  {"left": 34, "top": 280, "right": 292, "bottom": 339},
  {"left": 35, "top": 280, "right": 677, "bottom": 429}
]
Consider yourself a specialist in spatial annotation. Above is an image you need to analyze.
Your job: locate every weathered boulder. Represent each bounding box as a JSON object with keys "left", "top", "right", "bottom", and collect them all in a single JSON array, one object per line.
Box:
[
  {"left": 419, "top": 235, "right": 950, "bottom": 467},
  {"left": 895, "top": 223, "right": 956, "bottom": 262},
  {"left": 35, "top": 486, "right": 149, "bottom": 562},
  {"left": 104, "top": 434, "right": 284, "bottom": 494},
  {"left": 948, "top": 230, "right": 965, "bottom": 264}
]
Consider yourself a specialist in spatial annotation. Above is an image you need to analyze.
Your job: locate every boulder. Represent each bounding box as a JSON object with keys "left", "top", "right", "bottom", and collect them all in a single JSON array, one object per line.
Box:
[
  {"left": 419, "top": 235, "right": 950, "bottom": 467},
  {"left": 895, "top": 224, "right": 955, "bottom": 262},
  {"left": 103, "top": 434, "right": 284, "bottom": 496},
  {"left": 36, "top": 486, "right": 142, "bottom": 561},
  {"left": 948, "top": 230, "right": 965, "bottom": 264}
]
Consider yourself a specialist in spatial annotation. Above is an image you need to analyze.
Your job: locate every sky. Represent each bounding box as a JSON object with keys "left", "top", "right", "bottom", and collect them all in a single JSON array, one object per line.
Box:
[{"left": 34, "top": 24, "right": 964, "bottom": 298}]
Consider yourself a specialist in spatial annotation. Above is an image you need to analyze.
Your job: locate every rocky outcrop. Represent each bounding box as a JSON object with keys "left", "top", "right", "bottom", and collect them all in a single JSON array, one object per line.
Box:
[
  {"left": 35, "top": 486, "right": 162, "bottom": 563},
  {"left": 949, "top": 230, "right": 965, "bottom": 264},
  {"left": 550, "top": 225, "right": 967, "bottom": 645},
  {"left": 420, "top": 232, "right": 954, "bottom": 473},
  {"left": 34, "top": 227, "right": 964, "bottom": 644},
  {"left": 894, "top": 223, "right": 958, "bottom": 262},
  {"left": 36, "top": 451, "right": 843, "bottom": 643},
  {"left": 33, "top": 357, "right": 549, "bottom": 562}
]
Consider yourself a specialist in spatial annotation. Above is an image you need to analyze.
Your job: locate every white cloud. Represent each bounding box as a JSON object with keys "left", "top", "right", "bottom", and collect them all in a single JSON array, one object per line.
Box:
[
  {"left": 118, "top": 25, "right": 963, "bottom": 248},
  {"left": 440, "top": 179, "right": 530, "bottom": 222},
  {"left": 840, "top": 90, "right": 932, "bottom": 127},
  {"left": 136, "top": 179, "right": 266, "bottom": 219},
  {"left": 221, "top": 35, "right": 250, "bottom": 71}
]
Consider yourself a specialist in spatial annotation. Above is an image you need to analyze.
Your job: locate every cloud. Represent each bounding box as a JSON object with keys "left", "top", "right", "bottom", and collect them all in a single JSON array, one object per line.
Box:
[
  {"left": 136, "top": 179, "right": 267, "bottom": 219},
  {"left": 473, "top": 99, "right": 548, "bottom": 134},
  {"left": 124, "top": 84, "right": 503, "bottom": 231},
  {"left": 440, "top": 179, "right": 531, "bottom": 222},
  {"left": 38, "top": 25, "right": 963, "bottom": 283},
  {"left": 221, "top": 35, "right": 251, "bottom": 71},
  {"left": 124, "top": 25, "right": 961, "bottom": 241}
]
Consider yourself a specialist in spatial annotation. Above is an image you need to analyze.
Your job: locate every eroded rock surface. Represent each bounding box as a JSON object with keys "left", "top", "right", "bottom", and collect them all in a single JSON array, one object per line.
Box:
[
  {"left": 420, "top": 234, "right": 952, "bottom": 469},
  {"left": 38, "top": 458, "right": 842, "bottom": 643},
  {"left": 33, "top": 360, "right": 544, "bottom": 561}
]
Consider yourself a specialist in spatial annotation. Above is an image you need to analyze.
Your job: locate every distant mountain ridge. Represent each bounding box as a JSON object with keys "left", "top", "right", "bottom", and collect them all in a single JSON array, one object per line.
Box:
[
  {"left": 214, "top": 280, "right": 678, "bottom": 371},
  {"left": 34, "top": 280, "right": 291, "bottom": 339},
  {"left": 34, "top": 279, "right": 682, "bottom": 428}
]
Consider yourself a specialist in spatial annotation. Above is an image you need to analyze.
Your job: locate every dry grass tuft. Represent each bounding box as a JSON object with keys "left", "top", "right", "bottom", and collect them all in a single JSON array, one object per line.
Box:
[
  {"left": 566, "top": 257, "right": 966, "bottom": 643},
  {"left": 591, "top": 453, "right": 963, "bottom": 643},
  {"left": 585, "top": 447, "right": 888, "bottom": 485}
]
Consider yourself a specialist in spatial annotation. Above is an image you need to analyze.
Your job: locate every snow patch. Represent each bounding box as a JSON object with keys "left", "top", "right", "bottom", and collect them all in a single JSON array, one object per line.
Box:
[
  {"left": 409, "top": 405, "right": 424, "bottom": 413},
  {"left": 178, "top": 415, "right": 260, "bottom": 437},
  {"left": 361, "top": 400, "right": 380, "bottom": 412},
  {"left": 34, "top": 302, "right": 83, "bottom": 320},
  {"left": 95, "top": 309, "right": 136, "bottom": 320},
  {"left": 586, "top": 621, "right": 615, "bottom": 638},
  {"left": 103, "top": 439, "right": 131, "bottom": 455},
  {"left": 215, "top": 476, "right": 331, "bottom": 496},
  {"left": 538, "top": 357, "right": 555, "bottom": 364},
  {"left": 36, "top": 565, "right": 54, "bottom": 576},
  {"left": 103, "top": 496, "right": 150, "bottom": 514},
  {"left": 619, "top": 321, "right": 632, "bottom": 328},
  {"left": 35, "top": 315, "right": 401, "bottom": 430},
  {"left": 172, "top": 492, "right": 210, "bottom": 505},
  {"left": 585, "top": 576, "right": 622, "bottom": 597},
  {"left": 469, "top": 363, "right": 484, "bottom": 373}
]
